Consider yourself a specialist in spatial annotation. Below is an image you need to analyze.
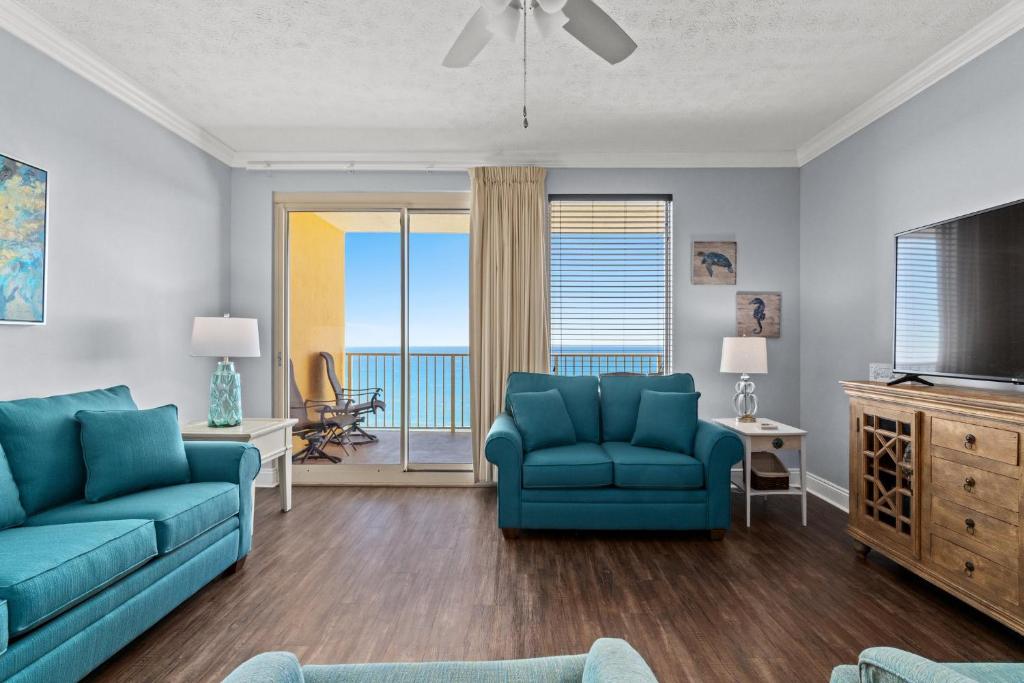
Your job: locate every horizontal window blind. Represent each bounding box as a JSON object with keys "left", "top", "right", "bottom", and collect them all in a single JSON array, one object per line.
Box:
[{"left": 549, "top": 195, "right": 672, "bottom": 376}]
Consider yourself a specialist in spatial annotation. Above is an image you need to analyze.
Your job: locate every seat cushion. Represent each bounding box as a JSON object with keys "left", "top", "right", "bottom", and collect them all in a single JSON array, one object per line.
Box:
[
  {"left": 0, "top": 519, "right": 156, "bottom": 635},
  {"left": 602, "top": 442, "right": 704, "bottom": 490},
  {"left": 599, "top": 373, "right": 695, "bottom": 443},
  {"left": 25, "top": 482, "right": 238, "bottom": 554},
  {"left": 508, "top": 389, "right": 577, "bottom": 452},
  {"left": 631, "top": 390, "right": 701, "bottom": 454},
  {"left": 0, "top": 444, "right": 25, "bottom": 530},
  {"left": 505, "top": 373, "right": 601, "bottom": 443},
  {"left": 77, "top": 404, "right": 191, "bottom": 502},
  {"left": 522, "top": 443, "right": 612, "bottom": 489},
  {"left": 0, "top": 385, "right": 137, "bottom": 515}
]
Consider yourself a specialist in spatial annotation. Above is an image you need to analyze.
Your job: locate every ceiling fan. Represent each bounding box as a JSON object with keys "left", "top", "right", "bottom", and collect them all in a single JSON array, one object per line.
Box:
[{"left": 443, "top": 0, "right": 637, "bottom": 68}]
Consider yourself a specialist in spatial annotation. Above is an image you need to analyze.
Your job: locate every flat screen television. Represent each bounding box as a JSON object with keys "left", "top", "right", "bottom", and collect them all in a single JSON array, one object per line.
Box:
[{"left": 893, "top": 198, "right": 1024, "bottom": 385}]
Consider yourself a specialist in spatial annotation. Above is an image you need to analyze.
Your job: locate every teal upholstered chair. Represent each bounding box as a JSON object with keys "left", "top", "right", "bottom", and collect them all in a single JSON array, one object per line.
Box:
[
  {"left": 485, "top": 372, "right": 744, "bottom": 537},
  {"left": 831, "top": 648, "right": 1024, "bottom": 682},
  {"left": 0, "top": 386, "right": 260, "bottom": 683},
  {"left": 223, "top": 638, "right": 658, "bottom": 683}
]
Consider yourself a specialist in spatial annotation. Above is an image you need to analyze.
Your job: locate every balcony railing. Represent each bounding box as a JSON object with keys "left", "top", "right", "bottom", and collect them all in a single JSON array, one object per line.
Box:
[{"left": 344, "top": 351, "right": 665, "bottom": 432}]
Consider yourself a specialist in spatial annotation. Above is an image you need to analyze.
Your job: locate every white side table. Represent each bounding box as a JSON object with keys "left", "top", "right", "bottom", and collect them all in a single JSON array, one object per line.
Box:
[
  {"left": 714, "top": 417, "right": 808, "bottom": 527},
  {"left": 181, "top": 418, "right": 298, "bottom": 512}
]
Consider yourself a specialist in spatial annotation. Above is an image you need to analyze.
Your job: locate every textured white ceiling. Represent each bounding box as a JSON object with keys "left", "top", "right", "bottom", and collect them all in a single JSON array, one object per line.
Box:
[{"left": 19, "top": 0, "right": 1014, "bottom": 157}]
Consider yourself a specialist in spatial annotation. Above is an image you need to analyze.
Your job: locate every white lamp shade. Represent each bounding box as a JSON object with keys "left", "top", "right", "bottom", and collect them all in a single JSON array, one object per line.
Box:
[
  {"left": 190, "top": 317, "right": 260, "bottom": 358},
  {"left": 720, "top": 336, "right": 767, "bottom": 374}
]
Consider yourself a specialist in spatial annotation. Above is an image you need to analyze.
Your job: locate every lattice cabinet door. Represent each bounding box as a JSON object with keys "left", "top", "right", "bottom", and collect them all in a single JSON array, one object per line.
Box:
[{"left": 853, "top": 404, "right": 921, "bottom": 558}]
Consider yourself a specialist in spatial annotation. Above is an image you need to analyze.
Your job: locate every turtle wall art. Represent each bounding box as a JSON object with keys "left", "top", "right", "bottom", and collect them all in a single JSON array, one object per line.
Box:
[
  {"left": 691, "top": 241, "right": 736, "bottom": 284},
  {"left": 736, "top": 292, "right": 781, "bottom": 338},
  {"left": 0, "top": 154, "right": 47, "bottom": 325}
]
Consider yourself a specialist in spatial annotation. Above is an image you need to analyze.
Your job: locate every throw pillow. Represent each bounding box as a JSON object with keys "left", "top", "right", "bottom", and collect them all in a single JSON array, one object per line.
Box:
[
  {"left": 77, "top": 404, "right": 191, "bottom": 502},
  {"left": 508, "top": 389, "right": 577, "bottom": 452},
  {"left": 631, "top": 390, "right": 701, "bottom": 454},
  {"left": 0, "top": 442, "right": 26, "bottom": 530}
]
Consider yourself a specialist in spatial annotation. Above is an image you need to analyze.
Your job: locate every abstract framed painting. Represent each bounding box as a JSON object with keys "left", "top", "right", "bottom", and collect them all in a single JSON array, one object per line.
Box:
[
  {"left": 691, "top": 240, "right": 736, "bottom": 285},
  {"left": 0, "top": 154, "right": 47, "bottom": 325},
  {"left": 736, "top": 291, "right": 781, "bottom": 338}
]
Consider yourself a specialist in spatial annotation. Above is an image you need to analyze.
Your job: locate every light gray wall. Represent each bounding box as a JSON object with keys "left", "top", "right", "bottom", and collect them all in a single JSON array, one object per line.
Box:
[
  {"left": 0, "top": 31, "right": 231, "bottom": 420},
  {"left": 799, "top": 31, "right": 1024, "bottom": 488},
  {"left": 232, "top": 168, "right": 802, "bottom": 432}
]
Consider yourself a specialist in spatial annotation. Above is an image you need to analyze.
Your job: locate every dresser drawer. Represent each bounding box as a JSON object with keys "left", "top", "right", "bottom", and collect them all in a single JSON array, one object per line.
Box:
[
  {"left": 932, "top": 417, "right": 1019, "bottom": 467},
  {"left": 930, "top": 534, "right": 1019, "bottom": 607},
  {"left": 931, "top": 496, "right": 1019, "bottom": 569},
  {"left": 932, "top": 457, "right": 1019, "bottom": 514}
]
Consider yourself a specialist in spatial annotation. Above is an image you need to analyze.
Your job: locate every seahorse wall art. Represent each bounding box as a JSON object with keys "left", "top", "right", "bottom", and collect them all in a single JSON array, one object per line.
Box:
[
  {"left": 692, "top": 240, "right": 736, "bottom": 285},
  {"left": 0, "top": 154, "right": 47, "bottom": 324},
  {"left": 736, "top": 292, "right": 781, "bottom": 338}
]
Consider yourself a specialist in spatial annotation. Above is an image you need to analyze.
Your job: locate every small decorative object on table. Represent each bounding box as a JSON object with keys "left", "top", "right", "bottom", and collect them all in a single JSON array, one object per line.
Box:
[
  {"left": 720, "top": 336, "right": 767, "bottom": 422},
  {"left": 190, "top": 315, "right": 261, "bottom": 427}
]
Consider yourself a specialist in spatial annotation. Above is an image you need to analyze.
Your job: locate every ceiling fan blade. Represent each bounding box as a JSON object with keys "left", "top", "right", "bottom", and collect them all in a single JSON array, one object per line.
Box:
[
  {"left": 535, "top": 0, "right": 567, "bottom": 12},
  {"left": 443, "top": 7, "right": 495, "bottom": 68},
  {"left": 487, "top": 2, "right": 522, "bottom": 42},
  {"left": 561, "top": 0, "right": 637, "bottom": 65},
  {"left": 534, "top": 6, "right": 569, "bottom": 39}
]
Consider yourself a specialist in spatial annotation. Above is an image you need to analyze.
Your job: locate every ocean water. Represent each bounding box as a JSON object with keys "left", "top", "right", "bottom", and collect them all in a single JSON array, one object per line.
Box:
[{"left": 346, "top": 346, "right": 665, "bottom": 429}]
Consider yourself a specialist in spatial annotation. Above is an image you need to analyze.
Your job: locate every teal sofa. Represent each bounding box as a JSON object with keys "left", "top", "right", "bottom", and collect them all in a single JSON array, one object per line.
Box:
[
  {"left": 831, "top": 648, "right": 1024, "bottom": 682},
  {"left": 485, "top": 372, "right": 744, "bottom": 536},
  {"left": 222, "top": 638, "right": 658, "bottom": 682},
  {"left": 0, "top": 386, "right": 260, "bottom": 683}
]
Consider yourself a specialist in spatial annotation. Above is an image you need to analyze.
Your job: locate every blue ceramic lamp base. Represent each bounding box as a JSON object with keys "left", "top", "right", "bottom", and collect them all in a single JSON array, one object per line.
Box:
[{"left": 208, "top": 359, "right": 243, "bottom": 427}]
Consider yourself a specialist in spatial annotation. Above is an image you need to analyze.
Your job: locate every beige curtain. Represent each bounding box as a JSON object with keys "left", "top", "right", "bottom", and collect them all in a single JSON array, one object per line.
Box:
[{"left": 469, "top": 167, "right": 550, "bottom": 483}]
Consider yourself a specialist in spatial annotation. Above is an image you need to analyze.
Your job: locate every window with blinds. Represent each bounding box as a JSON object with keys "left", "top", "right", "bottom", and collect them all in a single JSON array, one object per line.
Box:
[{"left": 549, "top": 195, "right": 672, "bottom": 376}]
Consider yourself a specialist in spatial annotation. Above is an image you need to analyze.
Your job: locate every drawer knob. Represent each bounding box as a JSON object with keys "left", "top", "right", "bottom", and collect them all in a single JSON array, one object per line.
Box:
[
  {"left": 964, "top": 560, "right": 975, "bottom": 577},
  {"left": 964, "top": 433, "right": 977, "bottom": 449},
  {"left": 964, "top": 476, "right": 976, "bottom": 492},
  {"left": 965, "top": 518, "right": 976, "bottom": 535},
  {"left": 772, "top": 437, "right": 784, "bottom": 449}
]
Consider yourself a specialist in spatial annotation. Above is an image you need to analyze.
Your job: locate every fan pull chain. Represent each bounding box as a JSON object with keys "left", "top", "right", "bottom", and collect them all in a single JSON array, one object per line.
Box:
[{"left": 522, "top": 0, "right": 529, "bottom": 128}]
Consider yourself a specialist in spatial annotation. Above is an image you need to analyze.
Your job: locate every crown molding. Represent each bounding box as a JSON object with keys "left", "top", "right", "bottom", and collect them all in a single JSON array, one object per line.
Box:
[
  {"left": 797, "top": 1, "right": 1024, "bottom": 166},
  {"left": 0, "top": 1, "right": 235, "bottom": 166},
  {"left": 236, "top": 150, "right": 799, "bottom": 171}
]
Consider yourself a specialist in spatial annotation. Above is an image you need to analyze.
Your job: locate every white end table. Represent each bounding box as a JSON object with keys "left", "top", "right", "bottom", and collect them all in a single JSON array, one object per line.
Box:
[
  {"left": 181, "top": 418, "right": 298, "bottom": 512},
  {"left": 714, "top": 417, "right": 808, "bottom": 527}
]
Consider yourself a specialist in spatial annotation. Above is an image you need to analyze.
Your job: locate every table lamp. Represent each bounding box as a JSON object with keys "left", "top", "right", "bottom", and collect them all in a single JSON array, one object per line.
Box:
[
  {"left": 720, "top": 336, "right": 767, "bottom": 423},
  {"left": 190, "top": 315, "right": 260, "bottom": 427}
]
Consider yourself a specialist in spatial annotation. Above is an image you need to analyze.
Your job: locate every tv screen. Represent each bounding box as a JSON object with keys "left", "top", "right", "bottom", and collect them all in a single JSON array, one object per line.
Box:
[{"left": 894, "top": 199, "right": 1024, "bottom": 384}]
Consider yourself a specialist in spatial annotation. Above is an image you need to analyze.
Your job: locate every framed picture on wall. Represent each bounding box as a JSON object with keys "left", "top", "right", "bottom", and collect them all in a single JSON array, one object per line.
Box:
[
  {"left": 736, "top": 292, "right": 781, "bottom": 338},
  {"left": 0, "top": 154, "right": 48, "bottom": 325},
  {"left": 691, "top": 240, "right": 736, "bottom": 284}
]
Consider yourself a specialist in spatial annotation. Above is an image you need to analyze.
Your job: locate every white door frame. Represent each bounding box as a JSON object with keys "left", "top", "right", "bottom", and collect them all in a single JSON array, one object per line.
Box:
[{"left": 272, "top": 192, "right": 475, "bottom": 486}]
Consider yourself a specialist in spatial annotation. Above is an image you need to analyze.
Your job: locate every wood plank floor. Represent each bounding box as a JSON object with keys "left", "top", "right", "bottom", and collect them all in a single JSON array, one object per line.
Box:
[{"left": 87, "top": 487, "right": 1024, "bottom": 682}]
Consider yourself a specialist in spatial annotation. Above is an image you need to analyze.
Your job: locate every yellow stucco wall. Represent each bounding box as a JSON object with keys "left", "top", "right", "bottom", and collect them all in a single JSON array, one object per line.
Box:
[{"left": 289, "top": 212, "right": 345, "bottom": 404}]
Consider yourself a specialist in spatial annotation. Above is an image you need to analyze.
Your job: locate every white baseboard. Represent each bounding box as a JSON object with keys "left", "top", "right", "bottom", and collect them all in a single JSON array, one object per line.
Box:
[
  {"left": 255, "top": 468, "right": 278, "bottom": 488},
  {"left": 731, "top": 466, "right": 849, "bottom": 513}
]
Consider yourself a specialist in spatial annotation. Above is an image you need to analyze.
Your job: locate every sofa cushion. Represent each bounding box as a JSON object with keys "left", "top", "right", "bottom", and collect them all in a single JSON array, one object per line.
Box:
[
  {"left": 602, "top": 442, "right": 704, "bottom": 490},
  {"left": 522, "top": 443, "right": 613, "bottom": 489},
  {"left": 631, "top": 390, "right": 701, "bottom": 454},
  {"left": 25, "top": 482, "right": 238, "bottom": 554},
  {"left": 0, "top": 519, "right": 156, "bottom": 635},
  {"left": 0, "top": 444, "right": 25, "bottom": 530},
  {"left": 508, "top": 389, "right": 577, "bottom": 452},
  {"left": 505, "top": 373, "right": 601, "bottom": 443},
  {"left": 77, "top": 404, "right": 191, "bottom": 502},
  {"left": 599, "top": 373, "right": 695, "bottom": 443},
  {"left": 0, "top": 386, "right": 137, "bottom": 515}
]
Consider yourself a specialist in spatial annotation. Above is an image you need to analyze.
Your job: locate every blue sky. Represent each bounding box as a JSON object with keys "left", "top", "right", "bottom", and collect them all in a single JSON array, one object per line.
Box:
[{"left": 345, "top": 232, "right": 469, "bottom": 348}]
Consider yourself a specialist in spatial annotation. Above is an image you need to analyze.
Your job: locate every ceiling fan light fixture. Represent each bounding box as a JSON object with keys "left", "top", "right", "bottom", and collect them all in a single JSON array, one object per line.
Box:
[
  {"left": 533, "top": 7, "right": 569, "bottom": 39},
  {"left": 487, "top": 2, "right": 522, "bottom": 42}
]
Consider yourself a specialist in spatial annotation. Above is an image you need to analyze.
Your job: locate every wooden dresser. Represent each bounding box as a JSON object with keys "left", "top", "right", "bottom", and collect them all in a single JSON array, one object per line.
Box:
[{"left": 841, "top": 380, "right": 1024, "bottom": 634}]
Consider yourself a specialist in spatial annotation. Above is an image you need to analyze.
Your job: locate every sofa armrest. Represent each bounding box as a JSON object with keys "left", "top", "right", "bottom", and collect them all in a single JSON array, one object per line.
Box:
[
  {"left": 693, "top": 420, "right": 744, "bottom": 529},
  {"left": 858, "top": 648, "right": 978, "bottom": 683},
  {"left": 1, "top": 599, "right": 7, "bottom": 656},
  {"left": 582, "top": 638, "right": 657, "bottom": 683},
  {"left": 222, "top": 652, "right": 303, "bottom": 683},
  {"left": 485, "top": 413, "right": 524, "bottom": 529},
  {"left": 185, "top": 441, "right": 261, "bottom": 560}
]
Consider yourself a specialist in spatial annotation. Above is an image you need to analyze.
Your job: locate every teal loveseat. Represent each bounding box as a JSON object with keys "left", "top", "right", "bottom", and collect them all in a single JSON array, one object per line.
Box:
[
  {"left": 0, "top": 386, "right": 260, "bottom": 683},
  {"left": 831, "top": 647, "right": 1024, "bottom": 682},
  {"left": 485, "top": 372, "right": 744, "bottom": 537},
  {"left": 223, "top": 638, "right": 658, "bottom": 682}
]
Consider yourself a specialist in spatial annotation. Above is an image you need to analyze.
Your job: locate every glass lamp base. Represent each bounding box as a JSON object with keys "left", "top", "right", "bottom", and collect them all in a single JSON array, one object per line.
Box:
[
  {"left": 208, "top": 360, "right": 242, "bottom": 427},
  {"left": 732, "top": 374, "right": 758, "bottom": 423}
]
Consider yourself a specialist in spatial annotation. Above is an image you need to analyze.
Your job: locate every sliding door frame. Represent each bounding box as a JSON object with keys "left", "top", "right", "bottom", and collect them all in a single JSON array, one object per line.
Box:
[{"left": 272, "top": 192, "right": 474, "bottom": 486}]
